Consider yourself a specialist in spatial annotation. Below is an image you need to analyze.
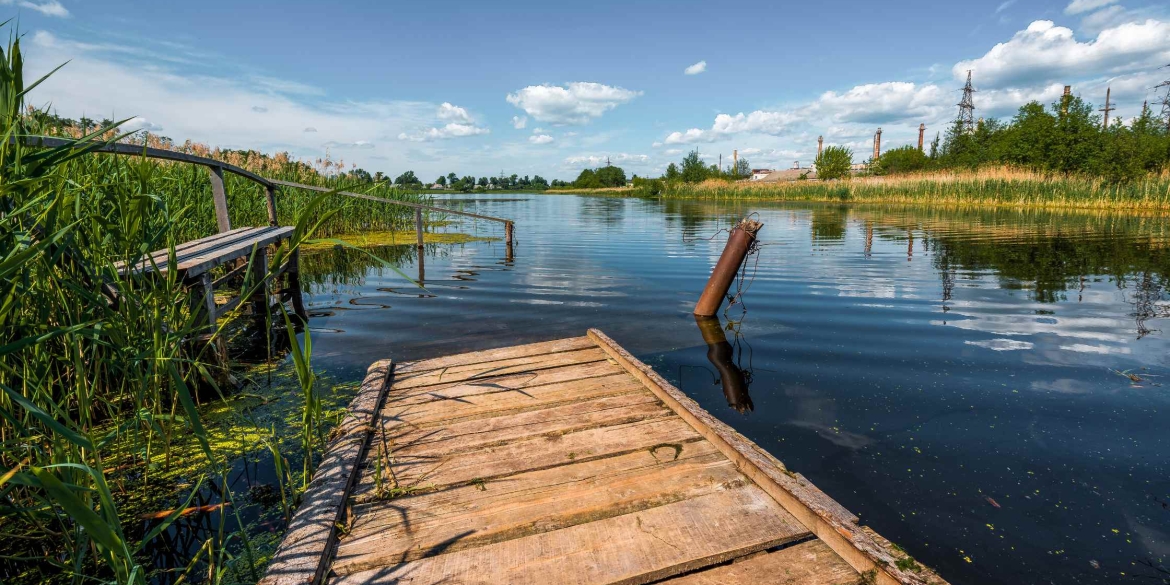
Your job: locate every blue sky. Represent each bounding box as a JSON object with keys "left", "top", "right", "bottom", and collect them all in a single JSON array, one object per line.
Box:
[{"left": 9, "top": 0, "right": 1170, "bottom": 181}]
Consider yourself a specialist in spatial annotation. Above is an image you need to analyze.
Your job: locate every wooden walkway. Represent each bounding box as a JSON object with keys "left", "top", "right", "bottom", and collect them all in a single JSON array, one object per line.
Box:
[{"left": 261, "top": 330, "right": 948, "bottom": 585}]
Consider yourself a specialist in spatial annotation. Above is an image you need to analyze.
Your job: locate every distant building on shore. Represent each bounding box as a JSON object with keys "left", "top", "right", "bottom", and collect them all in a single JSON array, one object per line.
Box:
[
  {"left": 756, "top": 161, "right": 816, "bottom": 182},
  {"left": 749, "top": 168, "right": 775, "bottom": 181}
]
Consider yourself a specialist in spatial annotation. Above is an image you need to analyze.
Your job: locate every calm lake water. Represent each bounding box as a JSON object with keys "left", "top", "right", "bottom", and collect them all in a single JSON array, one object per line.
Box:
[{"left": 300, "top": 194, "right": 1170, "bottom": 585}]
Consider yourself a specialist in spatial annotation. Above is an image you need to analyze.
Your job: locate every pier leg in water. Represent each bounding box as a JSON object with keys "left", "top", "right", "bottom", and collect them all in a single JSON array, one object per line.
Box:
[
  {"left": 415, "top": 208, "right": 424, "bottom": 249},
  {"left": 694, "top": 315, "right": 753, "bottom": 413},
  {"left": 694, "top": 218, "right": 763, "bottom": 316},
  {"left": 416, "top": 245, "right": 425, "bottom": 287}
]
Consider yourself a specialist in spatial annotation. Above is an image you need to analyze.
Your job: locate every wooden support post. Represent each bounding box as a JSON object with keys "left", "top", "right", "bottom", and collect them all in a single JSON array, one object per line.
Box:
[
  {"left": 694, "top": 219, "right": 763, "bottom": 317},
  {"left": 505, "top": 221, "right": 514, "bottom": 246},
  {"left": 209, "top": 166, "right": 231, "bottom": 233},
  {"left": 288, "top": 248, "right": 309, "bottom": 323},
  {"left": 202, "top": 273, "right": 218, "bottom": 331},
  {"left": 265, "top": 185, "right": 278, "bottom": 227},
  {"left": 414, "top": 208, "right": 424, "bottom": 249},
  {"left": 249, "top": 246, "right": 269, "bottom": 318},
  {"left": 416, "top": 246, "right": 425, "bottom": 287}
]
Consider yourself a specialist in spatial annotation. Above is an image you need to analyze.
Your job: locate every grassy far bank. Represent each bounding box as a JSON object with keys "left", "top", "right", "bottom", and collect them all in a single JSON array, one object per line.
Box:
[{"left": 549, "top": 167, "right": 1170, "bottom": 211}]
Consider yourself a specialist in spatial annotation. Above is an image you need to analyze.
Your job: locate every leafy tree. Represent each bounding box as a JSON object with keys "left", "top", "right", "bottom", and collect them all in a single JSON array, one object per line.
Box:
[
  {"left": 447, "top": 172, "right": 458, "bottom": 185},
  {"left": 875, "top": 146, "right": 928, "bottom": 175},
  {"left": 395, "top": 170, "right": 421, "bottom": 186},
  {"left": 815, "top": 145, "right": 853, "bottom": 180},
  {"left": 734, "top": 158, "right": 750, "bottom": 178},
  {"left": 531, "top": 175, "right": 549, "bottom": 189},
  {"left": 436, "top": 175, "right": 446, "bottom": 186},
  {"left": 478, "top": 176, "right": 488, "bottom": 187},
  {"left": 574, "top": 168, "right": 601, "bottom": 188},
  {"left": 680, "top": 150, "right": 709, "bottom": 183},
  {"left": 664, "top": 163, "right": 680, "bottom": 181},
  {"left": 595, "top": 165, "right": 627, "bottom": 187}
]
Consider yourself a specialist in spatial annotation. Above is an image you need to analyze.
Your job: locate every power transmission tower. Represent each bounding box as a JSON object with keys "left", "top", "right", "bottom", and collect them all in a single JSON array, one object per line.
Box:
[
  {"left": 1098, "top": 86, "right": 1115, "bottom": 129},
  {"left": 1157, "top": 76, "right": 1170, "bottom": 132},
  {"left": 957, "top": 70, "right": 976, "bottom": 133}
]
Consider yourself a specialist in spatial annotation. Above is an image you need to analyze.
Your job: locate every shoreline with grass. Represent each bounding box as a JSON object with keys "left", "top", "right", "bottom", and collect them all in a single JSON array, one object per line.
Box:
[{"left": 547, "top": 168, "right": 1170, "bottom": 211}]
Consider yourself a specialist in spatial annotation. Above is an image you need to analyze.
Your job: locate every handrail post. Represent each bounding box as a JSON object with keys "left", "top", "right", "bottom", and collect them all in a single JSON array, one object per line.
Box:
[
  {"left": 265, "top": 185, "right": 278, "bottom": 226},
  {"left": 209, "top": 166, "right": 231, "bottom": 233},
  {"left": 414, "top": 208, "right": 424, "bottom": 249}
]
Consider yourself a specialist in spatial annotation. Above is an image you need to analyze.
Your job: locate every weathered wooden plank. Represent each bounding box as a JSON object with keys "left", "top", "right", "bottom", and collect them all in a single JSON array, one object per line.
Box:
[
  {"left": 350, "top": 439, "right": 723, "bottom": 534},
  {"left": 121, "top": 226, "right": 281, "bottom": 276},
  {"left": 395, "top": 337, "right": 595, "bottom": 375},
  {"left": 258, "top": 360, "right": 393, "bottom": 585},
  {"left": 383, "top": 360, "right": 628, "bottom": 412},
  {"left": 380, "top": 392, "right": 669, "bottom": 456},
  {"left": 658, "top": 539, "right": 860, "bottom": 585},
  {"left": 115, "top": 226, "right": 259, "bottom": 275},
  {"left": 337, "top": 442, "right": 753, "bottom": 572},
  {"left": 330, "top": 485, "right": 809, "bottom": 585},
  {"left": 588, "top": 329, "right": 943, "bottom": 585},
  {"left": 383, "top": 374, "right": 645, "bottom": 429},
  {"left": 390, "top": 347, "right": 610, "bottom": 390},
  {"left": 176, "top": 226, "right": 294, "bottom": 275},
  {"left": 356, "top": 416, "right": 702, "bottom": 493}
]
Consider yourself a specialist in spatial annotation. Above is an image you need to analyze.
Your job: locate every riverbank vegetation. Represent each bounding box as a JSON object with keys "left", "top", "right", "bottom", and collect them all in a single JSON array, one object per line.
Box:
[
  {"left": 0, "top": 33, "right": 427, "bottom": 584},
  {"left": 564, "top": 93, "right": 1170, "bottom": 210}
]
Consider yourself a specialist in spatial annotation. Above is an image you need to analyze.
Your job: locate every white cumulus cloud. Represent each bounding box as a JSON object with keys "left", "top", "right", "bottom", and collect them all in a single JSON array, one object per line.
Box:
[
  {"left": 1, "top": 0, "right": 69, "bottom": 17},
  {"left": 506, "top": 82, "right": 641, "bottom": 125},
  {"left": 563, "top": 153, "right": 649, "bottom": 168},
  {"left": 1064, "top": 0, "right": 1118, "bottom": 14},
  {"left": 529, "top": 134, "right": 554, "bottom": 145},
  {"left": 954, "top": 19, "right": 1170, "bottom": 88},
  {"left": 684, "top": 60, "right": 707, "bottom": 75},
  {"left": 437, "top": 102, "right": 471, "bottom": 122},
  {"left": 511, "top": 115, "right": 527, "bottom": 129},
  {"left": 398, "top": 123, "right": 489, "bottom": 142}
]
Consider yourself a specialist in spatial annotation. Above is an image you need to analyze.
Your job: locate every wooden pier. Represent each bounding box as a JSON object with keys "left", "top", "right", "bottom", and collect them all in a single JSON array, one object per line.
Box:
[{"left": 261, "top": 330, "right": 947, "bottom": 585}]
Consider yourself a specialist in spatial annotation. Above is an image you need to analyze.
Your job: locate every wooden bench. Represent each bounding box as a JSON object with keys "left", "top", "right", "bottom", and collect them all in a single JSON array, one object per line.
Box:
[{"left": 117, "top": 225, "right": 308, "bottom": 336}]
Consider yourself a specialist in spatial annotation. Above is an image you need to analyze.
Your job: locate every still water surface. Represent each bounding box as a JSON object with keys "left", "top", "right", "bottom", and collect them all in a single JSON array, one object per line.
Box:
[{"left": 302, "top": 194, "right": 1170, "bottom": 585}]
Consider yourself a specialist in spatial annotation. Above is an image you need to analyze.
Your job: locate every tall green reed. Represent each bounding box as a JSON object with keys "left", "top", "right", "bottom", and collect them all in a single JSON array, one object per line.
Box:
[{"left": 0, "top": 28, "right": 398, "bottom": 584}]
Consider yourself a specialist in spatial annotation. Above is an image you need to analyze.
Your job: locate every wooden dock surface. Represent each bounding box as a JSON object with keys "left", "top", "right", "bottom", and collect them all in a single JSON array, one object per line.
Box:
[{"left": 261, "top": 330, "right": 948, "bottom": 585}]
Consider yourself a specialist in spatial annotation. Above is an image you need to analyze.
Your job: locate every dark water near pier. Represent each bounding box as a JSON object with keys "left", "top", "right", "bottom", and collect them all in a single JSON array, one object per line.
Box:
[{"left": 301, "top": 194, "right": 1170, "bottom": 585}]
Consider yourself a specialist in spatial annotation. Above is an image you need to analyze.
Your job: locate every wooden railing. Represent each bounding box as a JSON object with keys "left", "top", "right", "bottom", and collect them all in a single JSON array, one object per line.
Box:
[{"left": 21, "top": 135, "right": 515, "bottom": 245}]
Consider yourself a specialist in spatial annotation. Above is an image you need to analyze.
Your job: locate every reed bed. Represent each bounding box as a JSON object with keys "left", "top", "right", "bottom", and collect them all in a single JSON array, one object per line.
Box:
[
  {"left": 558, "top": 168, "right": 1170, "bottom": 211},
  {"left": 0, "top": 33, "right": 421, "bottom": 584}
]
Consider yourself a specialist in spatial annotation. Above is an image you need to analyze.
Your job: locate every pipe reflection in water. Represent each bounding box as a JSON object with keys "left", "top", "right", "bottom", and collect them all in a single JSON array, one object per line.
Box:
[{"left": 693, "top": 315, "right": 753, "bottom": 413}]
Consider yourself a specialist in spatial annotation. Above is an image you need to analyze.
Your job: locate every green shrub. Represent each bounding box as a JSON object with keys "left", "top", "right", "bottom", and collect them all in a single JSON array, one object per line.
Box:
[{"left": 815, "top": 145, "right": 853, "bottom": 180}]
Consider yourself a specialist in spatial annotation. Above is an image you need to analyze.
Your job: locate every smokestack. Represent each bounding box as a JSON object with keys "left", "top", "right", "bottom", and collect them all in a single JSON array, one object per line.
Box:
[
  {"left": 1061, "top": 85, "right": 1071, "bottom": 116},
  {"left": 872, "top": 128, "right": 882, "bottom": 161},
  {"left": 817, "top": 135, "right": 823, "bottom": 158},
  {"left": 918, "top": 123, "right": 926, "bottom": 152},
  {"left": 733, "top": 149, "right": 737, "bottom": 174},
  {"left": 1101, "top": 86, "right": 1113, "bottom": 129}
]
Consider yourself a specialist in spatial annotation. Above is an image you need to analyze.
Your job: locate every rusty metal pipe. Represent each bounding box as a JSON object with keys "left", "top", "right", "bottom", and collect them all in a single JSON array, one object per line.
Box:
[
  {"left": 694, "top": 316, "right": 752, "bottom": 413},
  {"left": 693, "top": 219, "right": 763, "bottom": 316}
]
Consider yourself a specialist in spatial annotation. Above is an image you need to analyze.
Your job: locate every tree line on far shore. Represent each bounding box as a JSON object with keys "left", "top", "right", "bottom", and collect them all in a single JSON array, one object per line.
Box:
[{"left": 863, "top": 95, "right": 1170, "bottom": 182}]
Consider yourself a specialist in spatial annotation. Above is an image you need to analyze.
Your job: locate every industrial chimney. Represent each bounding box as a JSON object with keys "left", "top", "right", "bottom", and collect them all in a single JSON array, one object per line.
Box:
[
  {"left": 872, "top": 128, "right": 882, "bottom": 161},
  {"left": 918, "top": 123, "right": 926, "bottom": 152},
  {"left": 817, "top": 135, "right": 823, "bottom": 159}
]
